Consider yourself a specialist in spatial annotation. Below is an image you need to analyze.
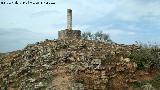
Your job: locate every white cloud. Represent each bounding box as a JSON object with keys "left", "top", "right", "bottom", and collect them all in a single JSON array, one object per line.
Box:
[
  {"left": 1, "top": 0, "right": 160, "bottom": 51},
  {"left": 30, "top": 10, "right": 59, "bottom": 17},
  {"left": 127, "top": 32, "right": 136, "bottom": 35}
]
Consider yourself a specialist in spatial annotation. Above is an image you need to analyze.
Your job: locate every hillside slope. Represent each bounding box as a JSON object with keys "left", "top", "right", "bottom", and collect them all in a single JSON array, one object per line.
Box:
[{"left": 0, "top": 39, "right": 159, "bottom": 90}]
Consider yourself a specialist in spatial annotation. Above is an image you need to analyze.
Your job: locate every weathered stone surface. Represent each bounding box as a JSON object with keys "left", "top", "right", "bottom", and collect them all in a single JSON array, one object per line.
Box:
[
  {"left": 0, "top": 39, "right": 144, "bottom": 90},
  {"left": 58, "top": 30, "right": 81, "bottom": 40}
]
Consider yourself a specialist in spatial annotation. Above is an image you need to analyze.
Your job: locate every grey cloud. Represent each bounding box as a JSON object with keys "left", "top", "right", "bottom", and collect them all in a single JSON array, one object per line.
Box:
[{"left": 0, "top": 28, "right": 54, "bottom": 53}]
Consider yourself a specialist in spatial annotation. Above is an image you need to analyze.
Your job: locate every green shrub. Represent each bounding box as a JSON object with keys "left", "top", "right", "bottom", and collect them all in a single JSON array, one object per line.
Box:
[
  {"left": 129, "top": 43, "right": 160, "bottom": 70},
  {"left": 81, "top": 31, "right": 113, "bottom": 43}
]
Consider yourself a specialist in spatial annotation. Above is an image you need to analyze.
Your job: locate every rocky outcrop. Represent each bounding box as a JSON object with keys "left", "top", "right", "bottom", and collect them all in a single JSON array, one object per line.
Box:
[{"left": 0, "top": 39, "right": 142, "bottom": 90}]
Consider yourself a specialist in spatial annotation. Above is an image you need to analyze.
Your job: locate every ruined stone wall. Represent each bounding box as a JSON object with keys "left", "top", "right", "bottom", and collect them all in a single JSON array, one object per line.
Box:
[{"left": 58, "top": 29, "right": 81, "bottom": 40}]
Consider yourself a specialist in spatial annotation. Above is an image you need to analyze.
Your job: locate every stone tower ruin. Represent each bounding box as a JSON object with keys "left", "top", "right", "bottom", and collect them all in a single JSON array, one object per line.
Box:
[
  {"left": 67, "top": 9, "right": 72, "bottom": 30},
  {"left": 58, "top": 9, "right": 81, "bottom": 40}
]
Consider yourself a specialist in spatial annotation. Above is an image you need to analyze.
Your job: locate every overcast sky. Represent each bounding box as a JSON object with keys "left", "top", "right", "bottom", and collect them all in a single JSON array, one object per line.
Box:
[{"left": 0, "top": 0, "right": 160, "bottom": 52}]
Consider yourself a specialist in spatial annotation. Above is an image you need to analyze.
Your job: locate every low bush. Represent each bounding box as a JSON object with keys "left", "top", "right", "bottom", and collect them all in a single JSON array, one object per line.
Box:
[
  {"left": 81, "top": 31, "right": 113, "bottom": 43},
  {"left": 129, "top": 43, "right": 160, "bottom": 70}
]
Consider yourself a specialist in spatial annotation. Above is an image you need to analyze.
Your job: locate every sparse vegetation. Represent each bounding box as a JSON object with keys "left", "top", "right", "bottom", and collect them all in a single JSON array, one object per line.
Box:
[
  {"left": 81, "top": 31, "right": 113, "bottom": 43},
  {"left": 130, "top": 74, "right": 160, "bottom": 90},
  {"left": 129, "top": 43, "right": 160, "bottom": 70},
  {"left": 150, "top": 75, "right": 160, "bottom": 89}
]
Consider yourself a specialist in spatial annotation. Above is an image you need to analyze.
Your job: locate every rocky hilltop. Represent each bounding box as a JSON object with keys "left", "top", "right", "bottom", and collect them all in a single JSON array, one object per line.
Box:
[{"left": 0, "top": 39, "right": 158, "bottom": 90}]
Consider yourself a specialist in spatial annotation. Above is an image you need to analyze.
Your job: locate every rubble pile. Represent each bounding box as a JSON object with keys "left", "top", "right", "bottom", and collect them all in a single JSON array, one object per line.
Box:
[{"left": 0, "top": 39, "right": 142, "bottom": 90}]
